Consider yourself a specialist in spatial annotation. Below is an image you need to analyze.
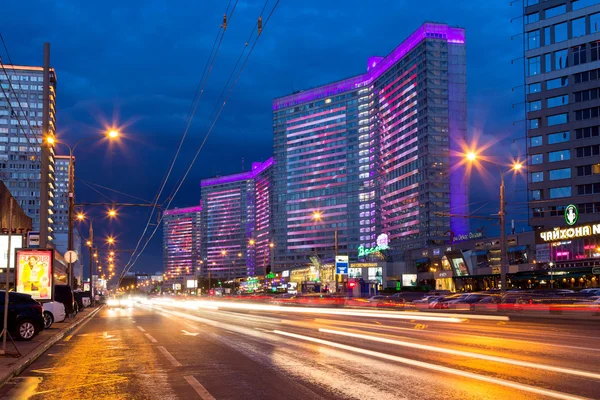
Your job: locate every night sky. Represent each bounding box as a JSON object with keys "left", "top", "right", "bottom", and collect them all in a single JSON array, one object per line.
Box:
[{"left": 0, "top": 1, "right": 529, "bottom": 275}]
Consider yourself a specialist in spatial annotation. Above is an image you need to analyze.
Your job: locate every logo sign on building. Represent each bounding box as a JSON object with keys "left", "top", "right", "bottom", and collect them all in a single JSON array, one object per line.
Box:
[
  {"left": 538, "top": 223, "right": 600, "bottom": 243},
  {"left": 15, "top": 249, "right": 53, "bottom": 300},
  {"left": 433, "top": 248, "right": 441, "bottom": 256},
  {"left": 0, "top": 235, "right": 23, "bottom": 270},
  {"left": 358, "top": 233, "right": 390, "bottom": 257},
  {"left": 27, "top": 232, "right": 40, "bottom": 248},
  {"left": 335, "top": 255, "right": 349, "bottom": 275},
  {"left": 565, "top": 204, "right": 578, "bottom": 226},
  {"left": 266, "top": 272, "right": 276, "bottom": 279}
]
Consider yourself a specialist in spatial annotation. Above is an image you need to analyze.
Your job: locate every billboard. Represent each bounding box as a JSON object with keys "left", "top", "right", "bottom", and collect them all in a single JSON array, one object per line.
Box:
[
  {"left": 402, "top": 274, "right": 417, "bottom": 287},
  {"left": 448, "top": 255, "right": 470, "bottom": 277},
  {"left": 83, "top": 282, "right": 91, "bottom": 291},
  {"left": 0, "top": 235, "right": 23, "bottom": 270},
  {"left": 15, "top": 249, "right": 53, "bottom": 300},
  {"left": 186, "top": 279, "right": 197, "bottom": 289}
]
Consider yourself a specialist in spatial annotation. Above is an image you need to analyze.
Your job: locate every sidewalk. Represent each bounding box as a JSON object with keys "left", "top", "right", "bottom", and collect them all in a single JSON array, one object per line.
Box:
[{"left": 0, "top": 305, "right": 103, "bottom": 388}]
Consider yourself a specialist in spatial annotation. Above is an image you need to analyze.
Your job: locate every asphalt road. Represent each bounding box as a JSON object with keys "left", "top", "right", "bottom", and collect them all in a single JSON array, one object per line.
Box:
[{"left": 1, "top": 300, "right": 599, "bottom": 400}]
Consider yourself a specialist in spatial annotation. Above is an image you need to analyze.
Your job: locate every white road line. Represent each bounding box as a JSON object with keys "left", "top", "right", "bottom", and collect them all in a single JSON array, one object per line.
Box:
[
  {"left": 274, "top": 330, "right": 587, "bottom": 400},
  {"left": 184, "top": 375, "right": 216, "bottom": 400},
  {"left": 157, "top": 346, "right": 181, "bottom": 367},
  {"left": 137, "top": 326, "right": 146, "bottom": 332},
  {"left": 319, "top": 328, "right": 600, "bottom": 381},
  {"left": 145, "top": 333, "right": 158, "bottom": 343},
  {"left": 255, "top": 328, "right": 270, "bottom": 332}
]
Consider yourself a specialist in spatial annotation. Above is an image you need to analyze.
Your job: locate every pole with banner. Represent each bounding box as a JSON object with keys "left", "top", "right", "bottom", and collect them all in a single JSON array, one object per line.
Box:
[{"left": 1, "top": 198, "right": 13, "bottom": 354}]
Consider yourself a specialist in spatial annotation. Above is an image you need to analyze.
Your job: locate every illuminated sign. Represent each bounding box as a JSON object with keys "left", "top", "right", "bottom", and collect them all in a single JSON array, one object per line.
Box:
[
  {"left": 83, "top": 282, "right": 91, "bottom": 291},
  {"left": 266, "top": 272, "right": 275, "bottom": 279},
  {"left": 402, "top": 274, "right": 417, "bottom": 287},
  {"left": 282, "top": 270, "right": 290, "bottom": 278},
  {"left": 186, "top": 279, "right": 197, "bottom": 289},
  {"left": 0, "top": 235, "right": 23, "bottom": 270},
  {"left": 335, "top": 255, "right": 349, "bottom": 275},
  {"left": 565, "top": 204, "right": 578, "bottom": 226},
  {"left": 358, "top": 234, "right": 389, "bottom": 257},
  {"left": 539, "top": 223, "right": 600, "bottom": 242},
  {"left": 452, "top": 232, "right": 483, "bottom": 242},
  {"left": 15, "top": 249, "right": 53, "bottom": 300}
]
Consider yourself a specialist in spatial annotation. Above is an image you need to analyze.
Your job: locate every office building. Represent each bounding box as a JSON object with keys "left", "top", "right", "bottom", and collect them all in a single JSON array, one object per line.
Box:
[
  {"left": 162, "top": 205, "right": 202, "bottom": 279},
  {"left": 525, "top": 0, "right": 600, "bottom": 229},
  {"left": 200, "top": 158, "right": 274, "bottom": 279},
  {"left": 272, "top": 22, "right": 469, "bottom": 270},
  {"left": 0, "top": 64, "right": 57, "bottom": 234},
  {"left": 54, "top": 155, "right": 71, "bottom": 233}
]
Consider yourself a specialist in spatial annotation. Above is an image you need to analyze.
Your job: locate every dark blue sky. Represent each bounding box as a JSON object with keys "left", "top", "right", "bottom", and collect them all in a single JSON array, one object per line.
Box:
[{"left": 1, "top": 0, "right": 529, "bottom": 274}]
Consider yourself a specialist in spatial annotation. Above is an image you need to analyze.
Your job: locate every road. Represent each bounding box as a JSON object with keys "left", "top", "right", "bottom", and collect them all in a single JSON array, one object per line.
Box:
[{"left": 1, "top": 299, "right": 599, "bottom": 400}]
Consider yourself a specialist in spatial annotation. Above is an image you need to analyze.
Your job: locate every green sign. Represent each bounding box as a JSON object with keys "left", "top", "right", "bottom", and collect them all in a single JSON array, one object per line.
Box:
[
  {"left": 358, "top": 233, "right": 390, "bottom": 257},
  {"left": 565, "top": 204, "right": 578, "bottom": 226},
  {"left": 266, "top": 272, "right": 275, "bottom": 279}
]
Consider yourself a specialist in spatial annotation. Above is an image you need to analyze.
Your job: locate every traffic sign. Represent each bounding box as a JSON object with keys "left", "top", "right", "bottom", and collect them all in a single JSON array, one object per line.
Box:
[
  {"left": 64, "top": 250, "right": 78, "bottom": 263},
  {"left": 335, "top": 255, "right": 349, "bottom": 275},
  {"left": 27, "top": 231, "right": 40, "bottom": 248}
]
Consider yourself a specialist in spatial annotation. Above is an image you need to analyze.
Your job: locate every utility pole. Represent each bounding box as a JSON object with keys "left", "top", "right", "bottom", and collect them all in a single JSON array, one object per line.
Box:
[
  {"left": 67, "top": 152, "right": 75, "bottom": 286},
  {"left": 334, "top": 229, "right": 339, "bottom": 294},
  {"left": 89, "top": 221, "right": 94, "bottom": 303},
  {"left": 499, "top": 172, "right": 507, "bottom": 295},
  {"left": 1, "top": 198, "right": 13, "bottom": 353},
  {"left": 39, "top": 43, "right": 51, "bottom": 248}
]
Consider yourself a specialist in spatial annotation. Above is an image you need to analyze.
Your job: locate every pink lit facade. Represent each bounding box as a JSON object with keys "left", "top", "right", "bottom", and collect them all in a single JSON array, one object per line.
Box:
[
  {"left": 201, "top": 158, "right": 274, "bottom": 279},
  {"left": 162, "top": 205, "right": 202, "bottom": 279},
  {"left": 272, "top": 22, "right": 469, "bottom": 270}
]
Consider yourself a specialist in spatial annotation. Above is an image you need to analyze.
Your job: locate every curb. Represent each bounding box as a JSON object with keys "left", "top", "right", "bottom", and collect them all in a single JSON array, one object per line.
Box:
[{"left": 0, "top": 305, "right": 104, "bottom": 389}]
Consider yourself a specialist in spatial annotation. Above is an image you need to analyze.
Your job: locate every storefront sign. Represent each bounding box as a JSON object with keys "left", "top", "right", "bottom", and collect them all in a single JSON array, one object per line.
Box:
[
  {"left": 434, "top": 271, "right": 453, "bottom": 279},
  {"left": 15, "top": 249, "right": 53, "bottom": 300},
  {"left": 565, "top": 204, "right": 578, "bottom": 226},
  {"left": 452, "top": 231, "right": 483, "bottom": 242},
  {"left": 539, "top": 223, "right": 600, "bottom": 243},
  {"left": 358, "top": 234, "right": 389, "bottom": 257}
]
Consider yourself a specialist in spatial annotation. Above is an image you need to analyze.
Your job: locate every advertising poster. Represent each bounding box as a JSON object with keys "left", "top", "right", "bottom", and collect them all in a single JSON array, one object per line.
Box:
[
  {"left": 15, "top": 249, "right": 53, "bottom": 300},
  {"left": 450, "top": 257, "right": 470, "bottom": 277},
  {"left": 83, "top": 282, "right": 91, "bottom": 291},
  {"left": 402, "top": 274, "right": 417, "bottom": 287}
]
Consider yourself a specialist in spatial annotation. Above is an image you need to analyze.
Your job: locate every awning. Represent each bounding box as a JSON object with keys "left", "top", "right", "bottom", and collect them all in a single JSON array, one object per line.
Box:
[
  {"left": 473, "top": 250, "right": 488, "bottom": 256},
  {"left": 415, "top": 258, "right": 430, "bottom": 263},
  {"left": 508, "top": 245, "right": 527, "bottom": 252}
]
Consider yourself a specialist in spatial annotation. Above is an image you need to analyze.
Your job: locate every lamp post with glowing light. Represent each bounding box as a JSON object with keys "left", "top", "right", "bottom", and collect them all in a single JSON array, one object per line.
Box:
[
  {"left": 46, "top": 130, "right": 119, "bottom": 287},
  {"left": 465, "top": 152, "right": 522, "bottom": 294}
]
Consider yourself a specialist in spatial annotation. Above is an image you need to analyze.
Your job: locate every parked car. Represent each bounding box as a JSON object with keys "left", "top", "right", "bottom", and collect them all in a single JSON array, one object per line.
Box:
[
  {"left": 0, "top": 291, "right": 44, "bottom": 340},
  {"left": 73, "top": 291, "right": 90, "bottom": 310},
  {"left": 42, "top": 301, "right": 66, "bottom": 329},
  {"left": 54, "top": 285, "right": 76, "bottom": 316}
]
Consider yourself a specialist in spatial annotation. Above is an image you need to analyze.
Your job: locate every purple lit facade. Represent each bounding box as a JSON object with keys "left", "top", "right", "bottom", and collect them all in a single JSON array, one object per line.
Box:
[
  {"left": 162, "top": 205, "right": 203, "bottom": 279},
  {"left": 272, "top": 22, "right": 469, "bottom": 270},
  {"left": 201, "top": 158, "right": 274, "bottom": 279}
]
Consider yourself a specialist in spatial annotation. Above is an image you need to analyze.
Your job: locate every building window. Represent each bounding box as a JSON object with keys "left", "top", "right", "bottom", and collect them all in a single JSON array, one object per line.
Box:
[
  {"left": 575, "top": 125, "right": 600, "bottom": 138},
  {"left": 531, "top": 171, "right": 544, "bottom": 182},
  {"left": 528, "top": 118, "right": 540, "bottom": 129},
  {"left": 577, "top": 183, "right": 600, "bottom": 195},
  {"left": 530, "top": 135, "right": 542, "bottom": 147},
  {"left": 592, "top": 13, "right": 600, "bottom": 34},
  {"left": 577, "top": 164, "right": 600, "bottom": 176},
  {"left": 547, "top": 95, "right": 568, "bottom": 108},
  {"left": 545, "top": 4, "right": 566, "bottom": 19},
  {"left": 545, "top": 53, "right": 553, "bottom": 72},
  {"left": 592, "top": 42, "right": 600, "bottom": 62},
  {"left": 527, "top": 30, "right": 541, "bottom": 50},
  {"left": 554, "top": 22, "right": 568, "bottom": 42},
  {"left": 531, "top": 190, "right": 541, "bottom": 200},
  {"left": 576, "top": 144, "right": 600, "bottom": 157},
  {"left": 548, "top": 131, "right": 570, "bottom": 144},
  {"left": 547, "top": 76, "right": 568, "bottom": 90},
  {"left": 550, "top": 187, "right": 571, "bottom": 199},
  {"left": 573, "top": 44, "right": 587, "bottom": 65},
  {"left": 574, "top": 68, "right": 600, "bottom": 84},
  {"left": 525, "top": 0, "right": 539, "bottom": 6},
  {"left": 526, "top": 12, "right": 539, "bottom": 24},
  {"left": 575, "top": 106, "right": 600, "bottom": 120},
  {"left": 574, "top": 0, "right": 600, "bottom": 11},
  {"left": 572, "top": 17, "right": 586, "bottom": 38},
  {"left": 527, "top": 100, "right": 542, "bottom": 112},
  {"left": 528, "top": 56, "right": 541, "bottom": 76},
  {"left": 554, "top": 49, "right": 568, "bottom": 70},
  {"left": 575, "top": 88, "right": 600, "bottom": 102},
  {"left": 549, "top": 149, "right": 570, "bottom": 162},
  {"left": 544, "top": 26, "right": 552, "bottom": 46},
  {"left": 549, "top": 168, "right": 571, "bottom": 180},
  {"left": 548, "top": 113, "right": 568, "bottom": 126},
  {"left": 528, "top": 82, "right": 541, "bottom": 94},
  {"left": 531, "top": 153, "right": 543, "bottom": 165}
]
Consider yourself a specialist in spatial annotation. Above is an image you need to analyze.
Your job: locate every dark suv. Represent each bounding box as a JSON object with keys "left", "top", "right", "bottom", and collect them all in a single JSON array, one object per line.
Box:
[
  {"left": 0, "top": 291, "right": 45, "bottom": 340},
  {"left": 54, "top": 285, "right": 76, "bottom": 316}
]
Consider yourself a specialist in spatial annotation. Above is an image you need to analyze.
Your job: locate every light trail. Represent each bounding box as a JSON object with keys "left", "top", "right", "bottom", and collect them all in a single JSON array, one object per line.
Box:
[
  {"left": 273, "top": 330, "right": 589, "bottom": 400},
  {"left": 319, "top": 328, "right": 600, "bottom": 381}
]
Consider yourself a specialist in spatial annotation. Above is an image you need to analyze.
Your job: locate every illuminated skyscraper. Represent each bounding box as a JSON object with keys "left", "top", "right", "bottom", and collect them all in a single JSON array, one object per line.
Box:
[
  {"left": 272, "top": 22, "right": 469, "bottom": 270},
  {"left": 200, "top": 158, "right": 274, "bottom": 279},
  {"left": 163, "top": 205, "right": 202, "bottom": 279}
]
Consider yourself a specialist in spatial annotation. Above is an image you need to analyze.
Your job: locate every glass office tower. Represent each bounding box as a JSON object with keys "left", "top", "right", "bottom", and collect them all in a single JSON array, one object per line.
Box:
[{"left": 272, "top": 22, "right": 469, "bottom": 270}]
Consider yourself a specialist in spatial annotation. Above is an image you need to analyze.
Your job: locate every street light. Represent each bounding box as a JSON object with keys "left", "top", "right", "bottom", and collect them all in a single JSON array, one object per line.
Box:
[
  {"left": 108, "top": 209, "right": 117, "bottom": 218},
  {"left": 248, "top": 239, "right": 255, "bottom": 246},
  {"left": 107, "top": 237, "right": 115, "bottom": 245},
  {"left": 465, "top": 152, "right": 524, "bottom": 294},
  {"left": 312, "top": 211, "right": 322, "bottom": 221},
  {"left": 221, "top": 250, "right": 227, "bottom": 256}
]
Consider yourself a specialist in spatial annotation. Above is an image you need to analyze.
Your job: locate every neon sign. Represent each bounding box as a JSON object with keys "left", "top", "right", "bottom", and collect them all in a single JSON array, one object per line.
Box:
[
  {"left": 540, "top": 224, "right": 600, "bottom": 242},
  {"left": 358, "top": 234, "right": 390, "bottom": 257}
]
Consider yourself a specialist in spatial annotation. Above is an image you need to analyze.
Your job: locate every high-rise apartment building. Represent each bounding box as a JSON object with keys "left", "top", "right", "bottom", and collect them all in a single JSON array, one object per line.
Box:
[
  {"left": 163, "top": 205, "right": 202, "bottom": 279},
  {"left": 0, "top": 64, "right": 57, "bottom": 233},
  {"left": 200, "top": 158, "right": 274, "bottom": 279},
  {"left": 524, "top": 0, "right": 600, "bottom": 229},
  {"left": 54, "top": 155, "right": 71, "bottom": 233},
  {"left": 272, "top": 22, "right": 468, "bottom": 270}
]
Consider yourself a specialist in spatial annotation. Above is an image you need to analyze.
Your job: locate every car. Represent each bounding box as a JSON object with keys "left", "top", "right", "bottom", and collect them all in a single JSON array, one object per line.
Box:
[
  {"left": 0, "top": 291, "right": 45, "bottom": 341},
  {"left": 42, "top": 301, "right": 66, "bottom": 329},
  {"left": 367, "top": 295, "right": 388, "bottom": 301},
  {"left": 73, "top": 291, "right": 90, "bottom": 310},
  {"left": 106, "top": 297, "right": 134, "bottom": 308},
  {"left": 54, "top": 285, "right": 76, "bottom": 317}
]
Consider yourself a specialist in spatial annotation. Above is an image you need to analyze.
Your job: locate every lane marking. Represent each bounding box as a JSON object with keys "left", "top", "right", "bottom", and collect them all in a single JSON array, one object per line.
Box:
[
  {"left": 319, "top": 328, "right": 600, "bottom": 381},
  {"left": 137, "top": 326, "right": 146, "bottom": 332},
  {"left": 157, "top": 346, "right": 181, "bottom": 367},
  {"left": 64, "top": 335, "right": 73, "bottom": 342},
  {"left": 255, "top": 328, "right": 270, "bottom": 332},
  {"left": 274, "top": 330, "right": 587, "bottom": 400},
  {"left": 184, "top": 375, "right": 216, "bottom": 400},
  {"left": 145, "top": 333, "right": 158, "bottom": 343}
]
